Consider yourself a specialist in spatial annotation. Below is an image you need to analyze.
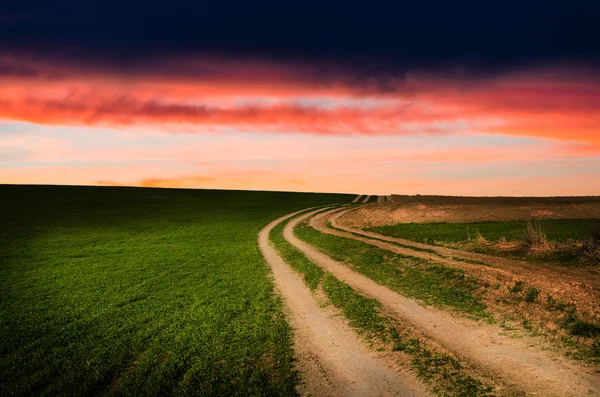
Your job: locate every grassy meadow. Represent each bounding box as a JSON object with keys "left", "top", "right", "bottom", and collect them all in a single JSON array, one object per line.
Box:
[
  {"left": 0, "top": 185, "right": 349, "bottom": 396},
  {"left": 368, "top": 219, "right": 600, "bottom": 265}
]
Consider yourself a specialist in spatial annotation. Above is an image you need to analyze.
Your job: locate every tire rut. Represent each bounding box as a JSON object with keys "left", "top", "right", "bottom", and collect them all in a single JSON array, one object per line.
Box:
[
  {"left": 259, "top": 208, "right": 433, "bottom": 397},
  {"left": 285, "top": 208, "right": 600, "bottom": 397},
  {"left": 332, "top": 206, "right": 600, "bottom": 291}
]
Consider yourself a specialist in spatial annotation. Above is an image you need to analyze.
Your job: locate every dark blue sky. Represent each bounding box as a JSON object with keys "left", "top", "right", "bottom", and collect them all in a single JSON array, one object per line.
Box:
[{"left": 1, "top": 0, "right": 599, "bottom": 76}]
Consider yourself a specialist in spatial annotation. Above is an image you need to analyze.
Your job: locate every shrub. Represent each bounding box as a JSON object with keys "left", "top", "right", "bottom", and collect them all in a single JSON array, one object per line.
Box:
[
  {"left": 570, "top": 319, "right": 600, "bottom": 338},
  {"left": 520, "top": 220, "right": 554, "bottom": 252},
  {"left": 525, "top": 287, "right": 540, "bottom": 303},
  {"left": 509, "top": 281, "right": 525, "bottom": 293}
]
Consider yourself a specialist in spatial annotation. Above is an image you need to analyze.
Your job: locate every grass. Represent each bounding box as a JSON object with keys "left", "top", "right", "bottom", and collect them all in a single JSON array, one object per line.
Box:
[
  {"left": 322, "top": 273, "right": 388, "bottom": 334},
  {"left": 389, "top": 331, "right": 494, "bottom": 397},
  {"left": 270, "top": 215, "right": 494, "bottom": 396},
  {"left": 338, "top": 212, "right": 600, "bottom": 363},
  {"left": 0, "top": 184, "right": 349, "bottom": 396},
  {"left": 368, "top": 219, "right": 600, "bottom": 265},
  {"left": 524, "top": 287, "right": 540, "bottom": 303},
  {"left": 369, "top": 219, "right": 598, "bottom": 244},
  {"left": 294, "top": 221, "right": 489, "bottom": 319},
  {"left": 270, "top": 213, "right": 387, "bottom": 335},
  {"left": 270, "top": 220, "right": 325, "bottom": 291}
]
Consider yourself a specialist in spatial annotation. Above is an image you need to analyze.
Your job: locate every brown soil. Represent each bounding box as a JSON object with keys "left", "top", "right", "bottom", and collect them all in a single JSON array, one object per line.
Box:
[
  {"left": 288, "top": 208, "right": 600, "bottom": 397},
  {"left": 341, "top": 195, "right": 600, "bottom": 227},
  {"left": 258, "top": 209, "right": 433, "bottom": 397}
]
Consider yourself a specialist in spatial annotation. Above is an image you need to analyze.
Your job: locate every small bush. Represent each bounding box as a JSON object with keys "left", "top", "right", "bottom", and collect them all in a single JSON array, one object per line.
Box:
[
  {"left": 570, "top": 319, "right": 600, "bottom": 338},
  {"left": 546, "top": 295, "right": 576, "bottom": 312},
  {"left": 592, "top": 339, "right": 600, "bottom": 356},
  {"left": 520, "top": 220, "right": 553, "bottom": 252},
  {"left": 509, "top": 281, "right": 525, "bottom": 293},
  {"left": 525, "top": 287, "right": 540, "bottom": 303}
]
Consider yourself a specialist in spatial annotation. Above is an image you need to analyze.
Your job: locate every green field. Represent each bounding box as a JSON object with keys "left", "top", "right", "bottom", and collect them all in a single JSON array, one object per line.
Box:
[
  {"left": 368, "top": 219, "right": 599, "bottom": 244},
  {"left": 0, "top": 185, "right": 349, "bottom": 396},
  {"left": 367, "top": 219, "right": 600, "bottom": 265}
]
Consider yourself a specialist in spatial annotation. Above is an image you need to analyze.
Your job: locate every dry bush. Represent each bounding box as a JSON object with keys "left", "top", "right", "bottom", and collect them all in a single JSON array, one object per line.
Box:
[{"left": 520, "top": 220, "right": 554, "bottom": 253}]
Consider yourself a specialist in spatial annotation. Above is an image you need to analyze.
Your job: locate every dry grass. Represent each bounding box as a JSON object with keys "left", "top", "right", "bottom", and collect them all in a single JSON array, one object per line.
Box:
[{"left": 519, "top": 220, "right": 555, "bottom": 253}]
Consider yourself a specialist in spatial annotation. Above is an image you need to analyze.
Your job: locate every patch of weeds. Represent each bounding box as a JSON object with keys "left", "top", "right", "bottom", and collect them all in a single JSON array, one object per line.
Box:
[
  {"left": 546, "top": 295, "right": 577, "bottom": 313},
  {"left": 592, "top": 339, "right": 600, "bottom": 356},
  {"left": 522, "top": 318, "right": 533, "bottom": 331},
  {"left": 561, "top": 335, "right": 577, "bottom": 347},
  {"left": 452, "top": 375, "right": 495, "bottom": 397},
  {"left": 389, "top": 328, "right": 494, "bottom": 397},
  {"left": 561, "top": 311, "right": 600, "bottom": 340},
  {"left": 570, "top": 319, "right": 600, "bottom": 338},
  {"left": 509, "top": 281, "right": 525, "bottom": 294},
  {"left": 524, "top": 287, "right": 540, "bottom": 303},
  {"left": 520, "top": 220, "right": 553, "bottom": 252}
]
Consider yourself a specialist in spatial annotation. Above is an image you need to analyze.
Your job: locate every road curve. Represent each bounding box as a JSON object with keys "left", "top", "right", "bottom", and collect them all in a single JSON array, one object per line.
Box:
[
  {"left": 284, "top": 208, "right": 600, "bottom": 397},
  {"left": 258, "top": 208, "right": 433, "bottom": 397},
  {"left": 326, "top": 207, "right": 600, "bottom": 301}
]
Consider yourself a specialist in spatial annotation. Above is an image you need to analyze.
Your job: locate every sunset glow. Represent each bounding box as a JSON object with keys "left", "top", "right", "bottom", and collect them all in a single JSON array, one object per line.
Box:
[{"left": 1, "top": 3, "right": 599, "bottom": 195}]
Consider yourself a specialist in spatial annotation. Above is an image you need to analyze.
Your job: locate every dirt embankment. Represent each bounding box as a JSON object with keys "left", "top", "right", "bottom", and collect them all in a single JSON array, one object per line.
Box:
[{"left": 341, "top": 196, "right": 600, "bottom": 227}]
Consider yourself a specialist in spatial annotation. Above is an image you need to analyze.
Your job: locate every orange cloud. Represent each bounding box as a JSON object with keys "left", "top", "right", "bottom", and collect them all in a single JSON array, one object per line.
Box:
[
  {"left": 0, "top": 91, "right": 482, "bottom": 135},
  {"left": 1, "top": 54, "right": 599, "bottom": 147},
  {"left": 138, "top": 176, "right": 216, "bottom": 188}
]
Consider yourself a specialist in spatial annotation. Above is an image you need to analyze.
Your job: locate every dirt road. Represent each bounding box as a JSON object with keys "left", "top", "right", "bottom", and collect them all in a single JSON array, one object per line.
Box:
[
  {"left": 331, "top": 206, "right": 600, "bottom": 286},
  {"left": 361, "top": 195, "right": 371, "bottom": 203},
  {"left": 285, "top": 208, "right": 600, "bottom": 397},
  {"left": 325, "top": 206, "right": 600, "bottom": 320},
  {"left": 351, "top": 195, "right": 362, "bottom": 203},
  {"left": 258, "top": 209, "right": 433, "bottom": 397}
]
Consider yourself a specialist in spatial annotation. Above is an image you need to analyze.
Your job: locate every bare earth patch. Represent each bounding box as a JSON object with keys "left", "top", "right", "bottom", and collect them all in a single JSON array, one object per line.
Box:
[{"left": 341, "top": 195, "right": 600, "bottom": 227}]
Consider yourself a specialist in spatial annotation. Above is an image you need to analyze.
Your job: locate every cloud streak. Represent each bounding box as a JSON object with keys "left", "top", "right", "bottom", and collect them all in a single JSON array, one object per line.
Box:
[{"left": 0, "top": 54, "right": 599, "bottom": 148}]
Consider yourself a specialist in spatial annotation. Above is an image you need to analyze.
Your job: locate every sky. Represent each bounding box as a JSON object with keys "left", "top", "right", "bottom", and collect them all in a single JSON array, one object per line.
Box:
[{"left": 1, "top": 1, "right": 599, "bottom": 195}]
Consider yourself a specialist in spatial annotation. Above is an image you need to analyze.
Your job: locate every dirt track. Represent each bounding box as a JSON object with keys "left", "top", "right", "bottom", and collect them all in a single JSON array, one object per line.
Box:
[
  {"left": 327, "top": 206, "right": 600, "bottom": 321},
  {"left": 258, "top": 209, "right": 433, "bottom": 397},
  {"left": 286, "top": 208, "right": 600, "bottom": 397},
  {"left": 331, "top": 206, "right": 600, "bottom": 288}
]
